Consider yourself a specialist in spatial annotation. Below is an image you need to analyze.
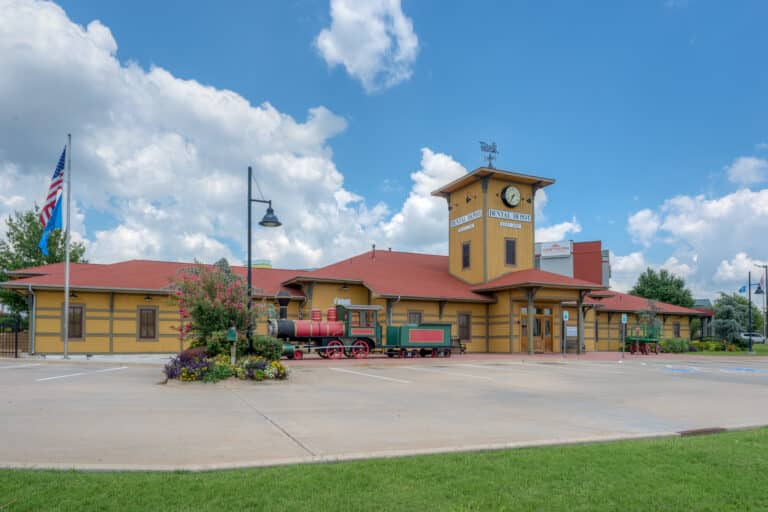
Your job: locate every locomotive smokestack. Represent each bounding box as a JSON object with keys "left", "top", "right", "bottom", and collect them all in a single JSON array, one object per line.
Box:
[{"left": 372, "top": 244, "right": 376, "bottom": 259}]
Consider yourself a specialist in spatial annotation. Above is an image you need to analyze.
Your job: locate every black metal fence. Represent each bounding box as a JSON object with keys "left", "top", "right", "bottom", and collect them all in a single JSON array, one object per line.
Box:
[{"left": 0, "top": 317, "right": 21, "bottom": 358}]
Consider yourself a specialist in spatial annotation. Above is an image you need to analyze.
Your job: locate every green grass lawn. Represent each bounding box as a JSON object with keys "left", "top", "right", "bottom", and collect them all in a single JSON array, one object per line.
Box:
[{"left": 2, "top": 429, "right": 768, "bottom": 511}]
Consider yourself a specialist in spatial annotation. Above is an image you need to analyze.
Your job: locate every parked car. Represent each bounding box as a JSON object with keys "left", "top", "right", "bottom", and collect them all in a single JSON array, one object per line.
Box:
[{"left": 739, "top": 332, "right": 766, "bottom": 344}]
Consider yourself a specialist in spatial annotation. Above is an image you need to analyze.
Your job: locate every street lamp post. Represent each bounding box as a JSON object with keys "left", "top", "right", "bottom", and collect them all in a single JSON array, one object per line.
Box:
[
  {"left": 756, "top": 264, "right": 768, "bottom": 339},
  {"left": 247, "top": 165, "right": 281, "bottom": 354}
]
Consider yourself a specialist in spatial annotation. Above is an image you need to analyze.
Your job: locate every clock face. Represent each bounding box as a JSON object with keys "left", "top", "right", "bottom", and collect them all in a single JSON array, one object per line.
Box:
[{"left": 502, "top": 186, "right": 521, "bottom": 207}]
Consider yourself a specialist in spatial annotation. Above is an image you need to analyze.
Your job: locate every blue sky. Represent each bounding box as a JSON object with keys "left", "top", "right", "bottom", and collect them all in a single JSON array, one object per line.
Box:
[{"left": 1, "top": 0, "right": 768, "bottom": 296}]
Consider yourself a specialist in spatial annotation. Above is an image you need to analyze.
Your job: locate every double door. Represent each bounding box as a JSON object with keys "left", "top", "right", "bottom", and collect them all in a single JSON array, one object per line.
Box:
[{"left": 521, "top": 306, "right": 553, "bottom": 353}]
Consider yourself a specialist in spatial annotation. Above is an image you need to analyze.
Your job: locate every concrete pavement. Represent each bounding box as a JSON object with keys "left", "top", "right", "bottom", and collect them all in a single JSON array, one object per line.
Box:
[{"left": 1, "top": 355, "right": 767, "bottom": 470}]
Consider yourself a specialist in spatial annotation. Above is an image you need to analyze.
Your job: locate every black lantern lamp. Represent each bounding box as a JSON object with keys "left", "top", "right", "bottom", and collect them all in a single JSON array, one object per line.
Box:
[
  {"left": 247, "top": 166, "right": 282, "bottom": 354},
  {"left": 259, "top": 203, "right": 281, "bottom": 228}
]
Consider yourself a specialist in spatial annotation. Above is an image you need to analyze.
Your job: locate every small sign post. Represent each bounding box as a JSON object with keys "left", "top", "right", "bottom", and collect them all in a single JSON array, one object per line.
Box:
[
  {"left": 562, "top": 311, "right": 569, "bottom": 357},
  {"left": 620, "top": 314, "right": 628, "bottom": 359},
  {"left": 227, "top": 325, "right": 238, "bottom": 365}
]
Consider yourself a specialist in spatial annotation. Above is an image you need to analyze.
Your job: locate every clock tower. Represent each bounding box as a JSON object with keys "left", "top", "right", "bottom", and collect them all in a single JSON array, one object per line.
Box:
[{"left": 432, "top": 167, "right": 555, "bottom": 285}]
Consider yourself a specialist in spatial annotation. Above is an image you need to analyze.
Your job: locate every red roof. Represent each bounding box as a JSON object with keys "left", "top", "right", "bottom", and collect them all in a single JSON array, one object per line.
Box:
[
  {"left": 7, "top": 262, "right": 98, "bottom": 277},
  {"left": 585, "top": 290, "right": 707, "bottom": 316},
  {"left": 1, "top": 260, "right": 303, "bottom": 298},
  {"left": 0, "top": 253, "right": 705, "bottom": 318},
  {"left": 473, "top": 268, "right": 604, "bottom": 292},
  {"left": 284, "top": 250, "right": 493, "bottom": 302}
]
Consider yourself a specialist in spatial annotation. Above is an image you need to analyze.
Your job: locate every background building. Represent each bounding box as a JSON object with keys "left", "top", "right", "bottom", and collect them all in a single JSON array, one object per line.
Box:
[{"left": 1, "top": 166, "right": 705, "bottom": 355}]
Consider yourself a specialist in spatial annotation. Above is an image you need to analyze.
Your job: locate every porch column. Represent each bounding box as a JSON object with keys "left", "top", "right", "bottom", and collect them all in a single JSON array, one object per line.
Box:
[
  {"left": 577, "top": 291, "right": 586, "bottom": 354},
  {"left": 527, "top": 288, "right": 535, "bottom": 355}
]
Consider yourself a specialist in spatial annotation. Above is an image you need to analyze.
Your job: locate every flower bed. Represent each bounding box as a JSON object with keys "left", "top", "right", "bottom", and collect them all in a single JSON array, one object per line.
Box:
[{"left": 163, "top": 347, "right": 288, "bottom": 383}]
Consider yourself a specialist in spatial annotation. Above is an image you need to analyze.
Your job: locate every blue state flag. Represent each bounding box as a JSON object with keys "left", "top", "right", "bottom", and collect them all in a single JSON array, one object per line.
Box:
[{"left": 38, "top": 195, "right": 62, "bottom": 257}]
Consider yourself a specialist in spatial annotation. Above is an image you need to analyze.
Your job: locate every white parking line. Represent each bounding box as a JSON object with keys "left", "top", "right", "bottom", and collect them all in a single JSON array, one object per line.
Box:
[
  {"left": 0, "top": 363, "right": 41, "bottom": 370},
  {"left": 36, "top": 366, "right": 128, "bottom": 382},
  {"left": 329, "top": 367, "right": 411, "bottom": 384},
  {"left": 403, "top": 366, "right": 494, "bottom": 380}
]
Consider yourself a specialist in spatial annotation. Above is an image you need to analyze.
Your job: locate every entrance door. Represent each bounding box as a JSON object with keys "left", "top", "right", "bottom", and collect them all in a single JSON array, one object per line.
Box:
[{"left": 521, "top": 306, "right": 554, "bottom": 353}]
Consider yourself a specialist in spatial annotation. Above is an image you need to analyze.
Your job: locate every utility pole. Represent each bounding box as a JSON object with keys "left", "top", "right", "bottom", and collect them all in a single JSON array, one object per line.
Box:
[
  {"left": 757, "top": 264, "right": 768, "bottom": 339},
  {"left": 748, "top": 271, "right": 753, "bottom": 353}
]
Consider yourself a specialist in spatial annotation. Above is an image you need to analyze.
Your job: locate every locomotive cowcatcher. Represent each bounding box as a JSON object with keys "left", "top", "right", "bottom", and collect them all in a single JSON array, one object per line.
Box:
[{"left": 268, "top": 304, "right": 453, "bottom": 359}]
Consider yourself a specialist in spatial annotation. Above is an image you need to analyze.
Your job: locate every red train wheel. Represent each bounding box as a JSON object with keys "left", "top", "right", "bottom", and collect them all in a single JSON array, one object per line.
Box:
[
  {"left": 294, "top": 350, "right": 303, "bottom": 360},
  {"left": 326, "top": 339, "right": 344, "bottom": 359},
  {"left": 351, "top": 339, "right": 369, "bottom": 359},
  {"left": 431, "top": 348, "right": 438, "bottom": 358}
]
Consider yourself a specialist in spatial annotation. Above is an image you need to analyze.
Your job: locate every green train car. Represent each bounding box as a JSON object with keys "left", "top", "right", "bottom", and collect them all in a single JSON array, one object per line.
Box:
[{"left": 385, "top": 322, "right": 453, "bottom": 358}]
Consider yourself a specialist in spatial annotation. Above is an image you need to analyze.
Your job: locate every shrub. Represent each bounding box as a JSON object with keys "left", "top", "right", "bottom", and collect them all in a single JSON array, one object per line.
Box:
[
  {"left": 164, "top": 351, "right": 288, "bottom": 383},
  {"left": 660, "top": 338, "right": 689, "bottom": 353},
  {"left": 202, "top": 358, "right": 234, "bottom": 383},
  {"left": 253, "top": 335, "right": 283, "bottom": 361},
  {"left": 692, "top": 340, "right": 722, "bottom": 352},
  {"left": 179, "top": 346, "right": 208, "bottom": 360},
  {"left": 189, "top": 330, "right": 251, "bottom": 358},
  {"left": 236, "top": 356, "right": 287, "bottom": 381},
  {"left": 164, "top": 347, "right": 208, "bottom": 380}
]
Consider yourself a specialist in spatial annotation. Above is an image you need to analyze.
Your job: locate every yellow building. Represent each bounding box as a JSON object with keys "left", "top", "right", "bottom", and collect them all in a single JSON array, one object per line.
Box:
[{"left": 1, "top": 166, "right": 706, "bottom": 354}]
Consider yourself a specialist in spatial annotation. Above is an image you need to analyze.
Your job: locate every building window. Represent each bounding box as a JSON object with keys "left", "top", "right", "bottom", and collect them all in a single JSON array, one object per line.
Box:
[
  {"left": 408, "top": 311, "right": 422, "bottom": 324},
  {"left": 673, "top": 322, "right": 681, "bottom": 338},
  {"left": 505, "top": 238, "right": 517, "bottom": 266},
  {"left": 138, "top": 307, "right": 158, "bottom": 340},
  {"left": 458, "top": 313, "right": 471, "bottom": 341},
  {"left": 462, "top": 242, "right": 470, "bottom": 269},
  {"left": 67, "top": 305, "right": 84, "bottom": 339}
]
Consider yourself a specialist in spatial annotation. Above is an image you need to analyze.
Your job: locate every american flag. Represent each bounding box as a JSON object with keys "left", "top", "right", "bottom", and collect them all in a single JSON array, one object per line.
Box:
[{"left": 39, "top": 147, "right": 66, "bottom": 227}]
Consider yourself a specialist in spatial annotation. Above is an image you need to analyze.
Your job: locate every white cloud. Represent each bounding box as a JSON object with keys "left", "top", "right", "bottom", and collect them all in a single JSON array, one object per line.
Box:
[
  {"left": 315, "top": 0, "right": 418, "bottom": 93},
  {"left": 380, "top": 148, "right": 466, "bottom": 254},
  {"left": 533, "top": 189, "right": 583, "bottom": 243},
  {"left": 624, "top": 187, "right": 768, "bottom": 298},
  {"left": 609, "top": 251, "right": 647, "bottom": 292},
  {"left": 725, "top": 156, "right": 768, "bottom": 185},
  {"left": 535, "top": 217, "right": 582, "bottom": 243},
  {"left": 714, "top": 252, "right": 766, "bottom": 283},
  {"left": 627, "top": 208, "right": 660, "bottom": 247},
  {"left": 660, "top": 256, "right": 695, "bottom": 279},
  {"left": 0, "top": 0, "right": 397, "bottom": 267}
]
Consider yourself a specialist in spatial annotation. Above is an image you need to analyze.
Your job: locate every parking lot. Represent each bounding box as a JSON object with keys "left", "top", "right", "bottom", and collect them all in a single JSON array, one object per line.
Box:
[{"left": 1, "top": 354, "right": 768, "bottom": 470}]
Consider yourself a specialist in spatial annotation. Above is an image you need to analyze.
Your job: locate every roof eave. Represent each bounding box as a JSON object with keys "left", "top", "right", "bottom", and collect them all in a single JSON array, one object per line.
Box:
[
  {"left": 282, "top": 276, "right": 366, "bottom": 287},
  {"left": 431, "top": 167, "right": 556, "bottom": 198},
  {"left": 378, "top": 294, "right": 495, "bottom": 304},
  {"left": 474, "top": 282, "right": 605, "bottom": 293},
  {"left": 0, "top": 282, "right": 172, "bottom": 294}
]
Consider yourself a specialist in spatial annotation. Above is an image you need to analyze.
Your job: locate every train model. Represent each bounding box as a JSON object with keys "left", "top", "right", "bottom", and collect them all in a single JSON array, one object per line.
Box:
[{"left": 268, "top": 304, "right": 455, "bottom": 359}]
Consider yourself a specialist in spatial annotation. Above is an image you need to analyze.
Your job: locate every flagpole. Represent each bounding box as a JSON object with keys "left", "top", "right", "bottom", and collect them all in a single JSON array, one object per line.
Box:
[{"left": 63, "top": 133, "right": 71, "bottom": 359}]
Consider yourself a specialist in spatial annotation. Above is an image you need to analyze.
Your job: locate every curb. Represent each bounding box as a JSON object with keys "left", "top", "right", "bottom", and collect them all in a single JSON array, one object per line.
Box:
[{"left": 1, "top": 424, "right": 765, "bottom": 473}]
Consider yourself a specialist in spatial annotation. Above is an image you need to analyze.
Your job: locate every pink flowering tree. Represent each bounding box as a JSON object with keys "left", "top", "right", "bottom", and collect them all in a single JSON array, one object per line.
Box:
[{"left": 172, "top": 259, "right": 268, "bottom": 351}]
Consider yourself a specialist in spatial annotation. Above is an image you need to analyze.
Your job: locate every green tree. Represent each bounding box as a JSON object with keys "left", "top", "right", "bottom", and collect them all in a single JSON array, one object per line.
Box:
[
  {"left": 630, "top": 268, "right": 694, "bottom": 307},
  {"left": 0, "top": 206, "right": 86, "bottom": 316},
  {"left": 712, "top": 293, "right": 764, "bottom": 344},
  {"left": 171, "top": 259, "right": 273, "bottom": 356}
]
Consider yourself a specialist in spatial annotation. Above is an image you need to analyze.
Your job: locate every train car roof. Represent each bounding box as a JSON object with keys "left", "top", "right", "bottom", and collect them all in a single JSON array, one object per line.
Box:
[{"left": 337, "top": 304, "right": 383, "bottom": 311}]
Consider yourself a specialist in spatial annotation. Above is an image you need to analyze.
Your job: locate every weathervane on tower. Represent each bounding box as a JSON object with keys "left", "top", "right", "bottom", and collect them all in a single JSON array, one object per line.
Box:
[{"left": 479, "top": 141, "right": 498, "bottom": 168}]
